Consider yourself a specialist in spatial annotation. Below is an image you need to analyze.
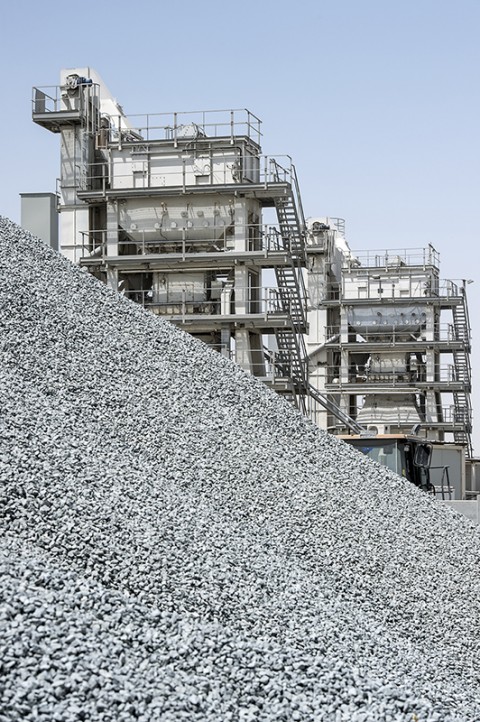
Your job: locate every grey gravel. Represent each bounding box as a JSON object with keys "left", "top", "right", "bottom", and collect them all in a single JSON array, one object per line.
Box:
[{"left": 1, "top": 215, "right": 480, "bottom": 721}]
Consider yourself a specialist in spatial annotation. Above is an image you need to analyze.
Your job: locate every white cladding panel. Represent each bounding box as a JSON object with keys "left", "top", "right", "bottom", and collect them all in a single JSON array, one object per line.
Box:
[
  {"left": 343, "top": 272, "right": 435, "bottom": 300},
  {"left": 59, "top": 207, "right": 89, "bottom": 264},
  {"left": 153, "top": 273, "right": 206, "bottom": 304},
  {"left": 110, "top": 148, "right": 256, "bottom": 190}
]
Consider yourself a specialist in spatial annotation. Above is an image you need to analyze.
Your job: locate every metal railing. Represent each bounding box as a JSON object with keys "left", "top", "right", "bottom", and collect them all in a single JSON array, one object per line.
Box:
[
  {"left": 344, "top": 245, "right": 440, "bottom": 270},
  {"left": 71, "top": 153, "right": 295, "bottom": 196},
  {"left": 204, "top": 343, "right": 302, "bottom": 385},
  {"left": 319, "top": 363, "right": 469, "bottom": 387},
  {"left": 320, "top": 324, "right": 470, "bottom": 345},
  {"left": 32, "top": 85, "right": 64, "bottom": 113},
  {"left": 330, "top": 217, "right": 346, "bottom": 236},
  {"left": 33, "top": 87, "right": 263, "bottom": 146},
  {"left": 32, "top": 84, "right": 102, "bottom": 135},
  {"left": 307, "top": 404, "right": 471, "bottom": 431},
  {"left": 430, "top": 466, "right": 452, "bottom": 500},
  {"left": 32, "top": 84, "right": 97, "bottom": 112},
  {"left": 119, "top": 285, "right": 299, "bottom": 319},
  {"left": 74, "top": 222, "right": 300, "bottom": 263},
  {"left": 341, "top": 277, "right": 468, "bottom": 301},
  {"left": 109, "top": 108, "right": 263, "bottom": 146}
]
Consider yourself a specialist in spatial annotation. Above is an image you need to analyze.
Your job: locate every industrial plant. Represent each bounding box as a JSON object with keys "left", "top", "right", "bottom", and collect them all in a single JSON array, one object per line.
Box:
[
  {"left": 25, "top": 67, "right": 478, "bottom": 505},
  {"left": 3, "top": 65, "right": 480, "bottom": 720}
]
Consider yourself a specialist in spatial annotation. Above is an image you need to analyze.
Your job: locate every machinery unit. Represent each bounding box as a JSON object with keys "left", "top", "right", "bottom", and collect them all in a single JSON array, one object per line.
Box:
[
  {"left": 32, "top": 68, "right": 309, "bottom": 409},
  {"left": 340, "top": 434, "right": 466, "bottom": 499},
  {"left": 305, "top": 218, "right": 473, "bottom": 458}
]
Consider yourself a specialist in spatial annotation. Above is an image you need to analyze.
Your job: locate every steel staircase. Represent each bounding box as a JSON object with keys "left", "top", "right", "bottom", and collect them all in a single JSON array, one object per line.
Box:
[
  {"left": 307, "top": 384, "right": 366, "bottom": 435},
  {"left": 451, "top": 293, "right": 473, "bottom": 456},
  {"left": 274, "top": 184, "right": 307, "bottom": 266},
  {"left": 267, "top": 163, "right": 309, "bottom": 411},
  {"left": 267, "top": 162, "right": 367, "bottom": 431},
  {"left": 274, "top": 266, "right": 306, "bottom": 329}
]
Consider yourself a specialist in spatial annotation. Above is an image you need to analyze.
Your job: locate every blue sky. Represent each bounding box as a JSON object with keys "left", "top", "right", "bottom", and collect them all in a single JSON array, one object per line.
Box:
[{"left": 2, "top": 0, "right": 479, "bottom": 450}]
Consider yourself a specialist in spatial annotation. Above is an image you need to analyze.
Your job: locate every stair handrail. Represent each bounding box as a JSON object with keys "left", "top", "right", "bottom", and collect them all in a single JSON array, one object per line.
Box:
[
  {"left": 460, "top": 282, "right": 473, "bottom": 349},
  {"left": 290, "top": 164, "right": 308, "bottom": 267},
  {"left": 307, "top": 384, "right": 366, "bottom": 434},
  {"left": 291, "top": 164, "right": 306, "bottom": 230}
]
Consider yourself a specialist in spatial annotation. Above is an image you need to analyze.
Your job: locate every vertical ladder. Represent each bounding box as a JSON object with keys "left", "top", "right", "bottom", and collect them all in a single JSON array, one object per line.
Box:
[{"left": 451, "top": 293, "right": 473, "bottom": 456}]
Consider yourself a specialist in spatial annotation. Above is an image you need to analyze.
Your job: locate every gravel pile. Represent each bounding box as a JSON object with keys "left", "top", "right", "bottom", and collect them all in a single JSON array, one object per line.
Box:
[{"left": 1, "top": 216, "right": 480, "bottom": 721}]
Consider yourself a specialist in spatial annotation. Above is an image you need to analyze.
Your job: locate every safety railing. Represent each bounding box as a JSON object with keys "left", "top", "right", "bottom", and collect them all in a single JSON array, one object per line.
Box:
[
  {"left": 73, "top": 154, "right": 295, "bottom": 195},
  {"left": 310, "top": 405, "right": 471, "bottom": 433},
  {"left": 341, "top": 276, "right": 469, "bottom": 301},
  {"left": 32, "top": 89, "right": 262, "bottom": 145},
  {"left": 291, "top": 165, "right": 306, "bottom": 230},
  {"left": 317, "top": 363, "right": 467, "bottom": 387},
  {"left": 322, "top": 405, "right": 471, "bottom": 428},
  {"left": 32, "top": 85, "right": 66, "bottom": 113},
  {"left": 320, "top": 324, "right": 470, "bottom": 345},
  {"left": 441, "top": 406, "right": 472, "bottom": 427},
  {"left": 202, "top": 343, "right": 301, "bottom": 385},
  {"left": 32, "top": 83, "right": 98, "bottom": 113},
  {"left": 118, "top": 285, "right": 299, "bottom": 319},
  {"left": 430, "top": 466, "right": 452, "bottom": 501},
  {"left": 448, "top": 320, "right": 469, "bottom": 345},
  {"left": 344, "top": 245, "right": 440, "bottom": 270},
  {"left": 32, "top": 83, "right": 101, "bottom": 134},
  {"left": 108, "top": 108, "right": 262, "bottom": 145},
  {"left": 75, "top": 222, "right": 299, "bottom": 262},
  {"left": 306, "top": 404, "right": 364, "bottom": 432},
  {"left": 330, "top": 217, "right": 346, "bottom": 236}
]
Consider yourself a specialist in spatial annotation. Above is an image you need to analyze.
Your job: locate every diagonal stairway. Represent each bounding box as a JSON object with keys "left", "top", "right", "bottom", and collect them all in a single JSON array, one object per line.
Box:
[
  {"left": 268, "top": 163, "right": 309, "bottom": 410},
  {"left": 268, "top": 162, "right": 368, "bottom": 431}
]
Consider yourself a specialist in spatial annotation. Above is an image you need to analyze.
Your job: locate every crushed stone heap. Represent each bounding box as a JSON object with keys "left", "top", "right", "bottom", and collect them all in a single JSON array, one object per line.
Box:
[{"left": 1, "top": 216, "right": 479, "bottom": 722}]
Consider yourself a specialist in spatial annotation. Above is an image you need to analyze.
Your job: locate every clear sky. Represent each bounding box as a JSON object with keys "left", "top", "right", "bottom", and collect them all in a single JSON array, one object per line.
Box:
[{"left": 2, "top": 0, "right": 479, "bottom": 451}]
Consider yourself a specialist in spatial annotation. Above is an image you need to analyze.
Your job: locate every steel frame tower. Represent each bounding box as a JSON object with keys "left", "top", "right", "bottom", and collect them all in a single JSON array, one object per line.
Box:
[
  {"left": 32, "top": 68, "right": 308, "bottom": 409},
  {"left": 305, "top": 219, "right": 473, "bottom": 456}
]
